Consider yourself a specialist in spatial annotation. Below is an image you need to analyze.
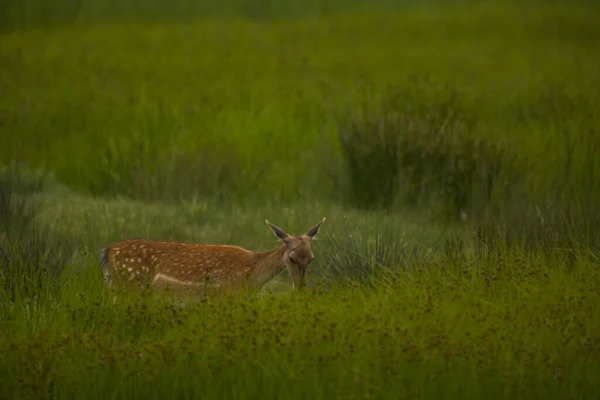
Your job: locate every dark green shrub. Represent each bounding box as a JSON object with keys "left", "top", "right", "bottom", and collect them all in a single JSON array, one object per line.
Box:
[
  {"left": 0, "top": 163, "right": 43, "bottom": 235},
  {"left": 337, "top": 84, "right": 515, "bottom": 220},
  {"left": 337, "top": 112, "right": 401, "bottom": 209},
  {"left": 0, "top": 164, "right": 78, "bottom": 299},
  {"left": 394, "top": 111, "right": 512, "bottom": 221}
]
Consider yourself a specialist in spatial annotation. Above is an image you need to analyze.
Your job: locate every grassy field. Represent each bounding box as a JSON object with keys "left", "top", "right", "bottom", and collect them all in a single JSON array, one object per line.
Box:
[
  {"left": 1, "top": 1, "right": 599, "bottom": 204},
  {"left": 1, "top": 184, "right": 599, "bottom": 399},
  {"left": 1, "top": 0, "right": 600, "bottom": 398}
]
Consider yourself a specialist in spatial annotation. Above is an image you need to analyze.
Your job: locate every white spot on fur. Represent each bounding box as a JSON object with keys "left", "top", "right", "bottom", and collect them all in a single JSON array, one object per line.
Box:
[{"left": 152, "top": 273, "right": 201, "bottom": 287}]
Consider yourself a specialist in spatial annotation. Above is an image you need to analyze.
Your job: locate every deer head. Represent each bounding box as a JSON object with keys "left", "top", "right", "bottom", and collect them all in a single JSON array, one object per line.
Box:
[{"left": 265, "top": 218, "right": 325, "bottom": 290}]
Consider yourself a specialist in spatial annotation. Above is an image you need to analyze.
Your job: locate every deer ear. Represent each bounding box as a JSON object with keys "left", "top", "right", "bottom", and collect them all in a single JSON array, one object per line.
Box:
[
  {"left": 304, "top": 217, "right": 326, "bottom": 239},
  {"left": 265, "top": 220, "right": 291, "bottom": 243}
]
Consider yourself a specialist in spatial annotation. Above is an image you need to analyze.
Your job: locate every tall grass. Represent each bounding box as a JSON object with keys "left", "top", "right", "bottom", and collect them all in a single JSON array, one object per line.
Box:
[
  {"left": 1, "top": 3, "right": 599, "bottom": 208},
  {"left": 2, "top": 0, "right": 558, "bottom": 32},
  {"left": 2, "top": 270, "right": 599, "bottom": 399},
  {"left": 0, "top": 184, "right": 599, "bottom": 399},
  {"left": 0, "top": 165, "right": 79, "bottom": 300},
  {"left": 2, "top": 1, "right": 600, "bottom": 398}
]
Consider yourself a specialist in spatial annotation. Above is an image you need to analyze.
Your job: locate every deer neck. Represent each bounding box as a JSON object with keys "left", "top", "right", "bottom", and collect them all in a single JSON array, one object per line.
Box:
[{"left": 250, "top": 244, "right": 287, "bottom": 288}]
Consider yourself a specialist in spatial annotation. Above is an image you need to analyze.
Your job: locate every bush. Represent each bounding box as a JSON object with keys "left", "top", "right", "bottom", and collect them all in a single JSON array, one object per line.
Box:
[
  {"left": 337, "top": 112, "right": 400, "bottom": 209},
  {"left": 0, "top": 164, "right": 79, "bottom": 299},
  {"left": 337, "top": 83, "right": 600, "bottom": 262},
  {"left": 337, "top": 84, "right": 515, "bottom": 220}
]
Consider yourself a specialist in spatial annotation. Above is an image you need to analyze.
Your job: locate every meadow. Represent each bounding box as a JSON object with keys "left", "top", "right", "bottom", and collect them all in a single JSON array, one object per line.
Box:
[{"left": 1, "top": 0, "right": 600, "bottom": 398}]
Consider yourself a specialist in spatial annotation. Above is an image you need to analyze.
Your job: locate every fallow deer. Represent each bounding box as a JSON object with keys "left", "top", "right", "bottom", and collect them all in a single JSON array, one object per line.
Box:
[{"left": 99, "top": 218, "right": 325, "bottom": 294}]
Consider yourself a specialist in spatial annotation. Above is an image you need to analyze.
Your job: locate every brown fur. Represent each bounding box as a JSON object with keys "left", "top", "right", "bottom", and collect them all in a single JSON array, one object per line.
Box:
[{"left": 100, "top": 218, "right": 325, "bottom": 294}]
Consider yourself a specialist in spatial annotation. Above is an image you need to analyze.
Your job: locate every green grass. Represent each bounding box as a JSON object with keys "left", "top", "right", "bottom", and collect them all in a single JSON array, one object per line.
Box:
[
  {"left": 4, "top": 0, "right": 589, "bottom": 31},
  {"left": 1, "top": 2, "right": 599, "bottom": 203},
  {"left": 1, "top": 187, "right": 599, "bottom": 399},
  {"left": 1, "top": 0, "right": 600, "bottom": 398}
]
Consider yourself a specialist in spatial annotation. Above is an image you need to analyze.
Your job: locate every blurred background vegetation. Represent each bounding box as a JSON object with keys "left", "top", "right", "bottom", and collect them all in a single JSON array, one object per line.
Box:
[{"left": 1, "top": 0, "right": 599, "bottom": 250}]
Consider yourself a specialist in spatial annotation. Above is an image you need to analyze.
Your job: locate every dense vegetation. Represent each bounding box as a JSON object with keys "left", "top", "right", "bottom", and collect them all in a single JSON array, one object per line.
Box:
[{"left": 1, "top": 0, "right": 599, "bottom": 398}]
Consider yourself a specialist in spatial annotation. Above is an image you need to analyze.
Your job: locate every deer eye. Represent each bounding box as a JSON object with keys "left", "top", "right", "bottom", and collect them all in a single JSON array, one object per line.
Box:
[{"left": 289, "top": 256, "right": 295, "bottom": 264}]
